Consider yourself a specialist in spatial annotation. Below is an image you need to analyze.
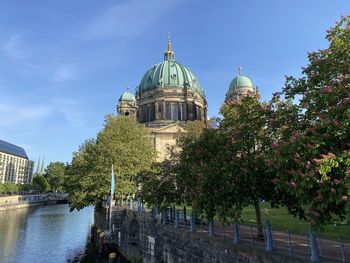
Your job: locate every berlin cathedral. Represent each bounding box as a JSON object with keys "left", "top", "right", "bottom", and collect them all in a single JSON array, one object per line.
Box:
[{"left": 117, "top": 35, "right": 256, "bottom": 161}]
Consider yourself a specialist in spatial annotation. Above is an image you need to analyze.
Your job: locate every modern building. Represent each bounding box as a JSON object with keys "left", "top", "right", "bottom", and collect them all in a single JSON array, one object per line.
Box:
[
  {"left": 0, "top": 140, "right": 34, "bottom": 184},
  {"left": 117, "top": 36, "right": 256, "bottom": 161}
]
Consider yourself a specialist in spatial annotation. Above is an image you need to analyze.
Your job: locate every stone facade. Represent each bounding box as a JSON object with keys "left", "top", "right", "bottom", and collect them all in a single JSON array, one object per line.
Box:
[{"left": 117, "top": 37, "right": 207, "bottom": 162}]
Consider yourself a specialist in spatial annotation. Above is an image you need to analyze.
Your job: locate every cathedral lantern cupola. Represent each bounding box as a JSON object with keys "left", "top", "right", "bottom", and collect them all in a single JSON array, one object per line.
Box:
[
  {"left": 225, "top": 67, "right": 256, "bottom": 102},
  {"left": 164, "top": 33, "right": 175, "bottom": 61},
  {"left": 117, "top": 89, "right": 138, "bottom": 119}
]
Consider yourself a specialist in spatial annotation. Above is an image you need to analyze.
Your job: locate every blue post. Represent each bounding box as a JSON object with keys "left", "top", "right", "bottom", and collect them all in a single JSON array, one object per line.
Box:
[
  {"left": 339, "top": 237, "right": 346, "bottom": 263},
  {"left": 137, "top": 203, "right": 141, "bottom": 212},
  {"left": 183, "top": 206, "right": 187, "bottom": 222},
  {"left": 162, "top": 208, "right": 166, "bottom": 225},
  {"left": 287, "top": 230, "right": 292, "bottom": 256},
  {"left": 309, "top": 230, "right": 320, "bottom": 262},
  {"left": 152, "top": 207, "right": 158, "bottom": 217},
  {"left": 265, "top": 219, "right": 274, "bottom": 252},
  {"left": 190, "top": 213, "right": 196, "bottom": 233},
  {"left": 233, "top": 222, "right": 240, "bottom": 244},
  {"left": 209, "top": 220, "right": 215, "bottom": 238},
  {"left": 174, "top": 209, "right": 179, "bottom": 229},
  {"left": 170, "top": 207, "right": 173, "bottom": 221}
]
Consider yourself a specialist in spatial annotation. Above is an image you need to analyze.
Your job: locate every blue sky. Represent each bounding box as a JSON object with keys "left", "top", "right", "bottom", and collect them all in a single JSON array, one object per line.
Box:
[{"left": 0, "top": 0, "right": 348, "bottom": 167}]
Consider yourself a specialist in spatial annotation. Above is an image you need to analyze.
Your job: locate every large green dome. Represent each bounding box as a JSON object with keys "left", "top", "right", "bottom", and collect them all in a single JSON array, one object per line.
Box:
[
  {"left": 138, "top": 60, "right": 204, "bottom": 96},
  {"left": 119, "top": 91, "right": 136, "bottom": 102},
  {"left": 138, "top": 35, "right": 204, "bottom": 97}
]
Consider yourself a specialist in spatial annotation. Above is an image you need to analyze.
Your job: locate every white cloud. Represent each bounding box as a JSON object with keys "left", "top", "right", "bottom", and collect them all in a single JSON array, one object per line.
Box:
[
  {"left": 0, "top": 103, "right": 53, "bottom": 127},
  {"left": 2, "top": 35, "right": 25, "bottom": 59},
  {"left": 0, "top": 96, "right": 85, "bottom": 130},
  {"left": 84, "top": 0, "right": 186, "bottom": 40},
  {"left": 52, "top": 98, "right": 85, "bottom": 127},
  {"left": 52, "top": 64, "right": 78, "bottom": 82}
]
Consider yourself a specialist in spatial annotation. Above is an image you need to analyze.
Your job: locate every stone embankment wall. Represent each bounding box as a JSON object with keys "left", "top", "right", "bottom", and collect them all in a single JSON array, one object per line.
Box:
[
  {"left": 0, "top": 194, "right": 68, "bottom": 212},
  {"left": 112, "top": 209, "right": 311, "bottom": 263}
]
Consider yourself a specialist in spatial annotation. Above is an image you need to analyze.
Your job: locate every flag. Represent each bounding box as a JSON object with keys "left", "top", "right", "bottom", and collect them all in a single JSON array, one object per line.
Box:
[{"left": 110, "top": 165, "right": 115, "bottom": 207}]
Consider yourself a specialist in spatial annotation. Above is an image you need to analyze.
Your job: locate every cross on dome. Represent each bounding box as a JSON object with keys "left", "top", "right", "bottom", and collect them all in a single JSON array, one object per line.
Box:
[{"left": 164, "top": 32, "right": 175, "bottom": 61}]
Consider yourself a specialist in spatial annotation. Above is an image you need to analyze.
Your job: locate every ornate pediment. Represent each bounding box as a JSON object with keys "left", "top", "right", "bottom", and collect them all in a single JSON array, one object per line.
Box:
[{"left": 151, "top": 123, "right": 187, "bottom": 135}]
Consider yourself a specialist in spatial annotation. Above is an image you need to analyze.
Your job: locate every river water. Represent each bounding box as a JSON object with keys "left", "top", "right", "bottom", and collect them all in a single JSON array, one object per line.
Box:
[{"left": 0, "top": 204, "right": 94, "bottom": 263}]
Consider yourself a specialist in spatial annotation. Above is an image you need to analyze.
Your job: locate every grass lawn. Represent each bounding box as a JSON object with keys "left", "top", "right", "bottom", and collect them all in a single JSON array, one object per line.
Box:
[{"left": 241, "top": 203, "right": 350, "bottom": 242}]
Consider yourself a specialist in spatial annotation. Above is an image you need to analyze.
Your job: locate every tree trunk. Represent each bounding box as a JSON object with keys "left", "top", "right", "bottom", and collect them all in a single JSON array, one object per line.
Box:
[{"left": 254, "top": 200, "right": 264, "bottom": 238}]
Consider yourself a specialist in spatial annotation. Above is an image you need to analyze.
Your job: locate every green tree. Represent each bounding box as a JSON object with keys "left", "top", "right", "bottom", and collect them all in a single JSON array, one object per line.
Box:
[
  {"left": 139, "top": 160, "right": 181, "bottom": 208},
  {"left": 271, "top": 16, "right": 350, "bottom": 227},
  {"left": 45, "top": 162, "right": 66, "bottom": 191},
  {"left": 219, "top": 95, "right": 275, "bottom": 235},
  {"left": 67, "top": 115, "right": 155, "bottom": 211},
  {"left": 33, "top": 175, "right": 49, "bottom": 193},
  {"left": 0, "top": 183, "right": 5, "bottom": 194},
  {"left": 3, "top": 182, "right": 19, "bottom": 194}
]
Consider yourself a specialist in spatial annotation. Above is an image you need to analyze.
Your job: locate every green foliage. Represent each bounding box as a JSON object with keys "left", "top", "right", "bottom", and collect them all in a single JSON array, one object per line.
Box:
[
  {"left": 67, "top": 115, "right": 155, "bottom": 211},
  {"left": 0, "top": 183, "right": 18, "bottom": 194},
  {"left": 32, "top": 175, "right": 50, "bottom": 193},
  {"left": 19, "top": 183, "right": 36, "bottom": 193},
  {"left": 270, "top": 16, "right": 350, "bottom": 228},
  {"left": 45, "top": 161, "right": 67, "bottom": 191},
  {"left": 140, "top": 160, "right": 183, "bottom": 208}
]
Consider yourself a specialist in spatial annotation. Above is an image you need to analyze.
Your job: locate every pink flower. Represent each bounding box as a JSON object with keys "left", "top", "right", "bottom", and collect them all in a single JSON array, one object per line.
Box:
[
  {"left": 323, "top": 86, "right": 333, "bottom": 93},
  {"left": 331, "top": 188, "right": 336, "bottom": 193},
  {"left": 290, "top": 181, "right": 297, "bottom": 188},
  {"left": 313, "top": 158, "right": 322, "bottom": 164},
  {"left": 272, "top": 142, "right": 278, "bottom": 149},
  {"left": 305, "top": 161, "right": 311, "bottom": 169},
  {"left": 341, "top": 196, "right": 348, "bottom": 201}
]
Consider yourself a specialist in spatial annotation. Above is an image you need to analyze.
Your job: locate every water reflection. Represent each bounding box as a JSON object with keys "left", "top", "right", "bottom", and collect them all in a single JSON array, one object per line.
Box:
[{"left": 0, "top": 204, "right": 94, "bottom": 263}]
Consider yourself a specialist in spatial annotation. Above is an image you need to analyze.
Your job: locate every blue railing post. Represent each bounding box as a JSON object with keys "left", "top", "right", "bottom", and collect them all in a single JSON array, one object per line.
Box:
[
  {"left": 339, "top": 237, "right": 346, "bottom": 263},
  {"left": 233, "top": 222, "right": 240, "bottom": 244},
  {"left": 190, "top": 212, "right": 196, "bottom": 233},
  {"left": 287, "top": 230, "right": 292, "bottom": 256},
  {"left": 162, "top": 208, "right": 167, "bottom": 225},
  {"left": 174, "top": 209, "right": 179, "bottom": 229},
  {"left": 152, "top": 206, "right": 158, "bottom": 217},
  {"left": 209, "top": 220, "right": 215, "bottom": 238},
  {"left": 309, "top": 230, "right": 320, "bottom": 262},
  {"left": 183, "top": 206, "right": 187, "bottom": 222},
  {"left": 265, "top": 219, "right": 274, "bottom": 252}
]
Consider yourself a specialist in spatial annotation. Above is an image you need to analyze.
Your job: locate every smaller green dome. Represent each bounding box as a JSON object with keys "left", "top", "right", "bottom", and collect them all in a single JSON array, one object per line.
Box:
[
  {"left": 229, "top": 75, "right": 254, "bottom": 91},
  {"left": 119, "top": 91, "right": 136, "bottom": 102}
]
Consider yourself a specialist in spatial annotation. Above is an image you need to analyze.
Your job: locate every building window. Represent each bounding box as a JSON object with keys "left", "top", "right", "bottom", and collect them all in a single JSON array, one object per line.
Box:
[
  {"left": 172, "top": 104, "right": 179, "bottom": 121},
  {"left": 165, "top": 102, "right": 171, "bottom": 120},
  {"left": 198, "top": 106, "right": 202, "bottom": 120},
  {"left": 146, "top": 106, "right": 151, "bottom": 122},
  {"left": 150, "top": 104, "right": 155, "bottom": 121}
]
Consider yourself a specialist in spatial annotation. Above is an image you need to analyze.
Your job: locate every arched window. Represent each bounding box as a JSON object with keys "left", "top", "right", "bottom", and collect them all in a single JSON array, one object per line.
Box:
[
  {"left": 173, "top": 104, "right": 179, "bottom": 121},
  {"left": 165, "top": 102, "right": 171, "bottom": 120}
]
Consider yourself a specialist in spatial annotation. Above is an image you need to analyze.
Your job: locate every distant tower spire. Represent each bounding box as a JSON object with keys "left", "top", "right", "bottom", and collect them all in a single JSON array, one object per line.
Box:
[
  {"left": 40, "top": 157, "right": 45, "bottom": 175},
  {"left": 36, "top": 156, "right": 41, "bottom": 175},
  {"left": 164, "top": 32, "right": 175, "bottom": 61}
]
